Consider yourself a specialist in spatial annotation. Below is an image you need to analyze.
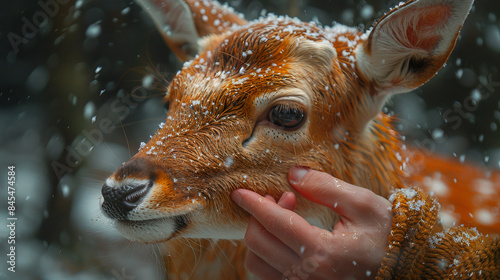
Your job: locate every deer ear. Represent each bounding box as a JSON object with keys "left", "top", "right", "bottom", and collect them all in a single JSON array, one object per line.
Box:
[
  {"left": 135, "top": 0, "right": 247, "bottom": 61},
  {"left": 355, "top": 0, "right": 473, "bottom": 95}
]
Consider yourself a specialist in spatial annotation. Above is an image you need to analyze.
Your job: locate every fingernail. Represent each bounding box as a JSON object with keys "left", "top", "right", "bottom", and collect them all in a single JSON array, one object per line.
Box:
[
  {"left": 279, "top": 192, "right": 289, "bottom": 200},
  {"left": 289, "top": 166, "right": 310, "bottom": 186},
  {"left": 231, "top": 191, "right": 242, "bottom": 205}
]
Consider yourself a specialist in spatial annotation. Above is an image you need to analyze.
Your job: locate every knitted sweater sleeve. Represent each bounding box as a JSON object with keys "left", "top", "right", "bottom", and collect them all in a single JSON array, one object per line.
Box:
[{"left": 375, "top": 188, "right": 499, "bottom": 279}]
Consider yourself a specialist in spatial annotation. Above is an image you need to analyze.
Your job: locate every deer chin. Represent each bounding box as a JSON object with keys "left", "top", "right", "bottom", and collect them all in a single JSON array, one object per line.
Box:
[
  {"left": 113, "top": 215, "right": 186, "bottom": 243},
  {"left": 110, "top": 204, "right": 248, "bottom": 243},
  {"left": 114, "top": 218, "right": 248, "bottom": 243}
]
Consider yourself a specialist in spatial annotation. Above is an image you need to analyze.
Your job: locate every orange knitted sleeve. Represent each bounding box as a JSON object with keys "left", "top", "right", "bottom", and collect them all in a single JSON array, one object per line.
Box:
[{"left": 376, "top": 188, "right": 499, "bottom": 279}]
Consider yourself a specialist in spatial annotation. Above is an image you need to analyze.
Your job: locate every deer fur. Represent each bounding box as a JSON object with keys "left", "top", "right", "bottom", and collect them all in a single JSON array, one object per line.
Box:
[{"left": 100, "top": 0, "right": 499, "bottom": 278}]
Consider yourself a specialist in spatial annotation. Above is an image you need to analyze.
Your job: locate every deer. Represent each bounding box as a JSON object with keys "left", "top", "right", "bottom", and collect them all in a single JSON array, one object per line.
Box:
[{"left": 100, "top": 0, "right": 500, "bottom": 278}]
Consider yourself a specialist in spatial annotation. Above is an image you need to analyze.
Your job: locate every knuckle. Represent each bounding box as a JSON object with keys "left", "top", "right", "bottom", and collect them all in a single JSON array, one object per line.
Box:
[
  {"left": 358, "top": 191, "right": 393, "bottom": 219},
  {"left": 264, "top": 215, "right": 282, "bottom": 232},
  {"left": 357, "top": 188, "right": 374, "bottom": 204},
  {"left": 244, "top": 230, "right": 260, "bottom": 249},
  {"left": 355, "top": 188, "right": 379, "bottom": 210}
]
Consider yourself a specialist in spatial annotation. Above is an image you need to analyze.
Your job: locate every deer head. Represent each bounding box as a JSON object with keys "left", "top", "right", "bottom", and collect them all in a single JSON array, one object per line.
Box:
[{"left": 100, "top": 0, "right": 473, "bottom": 243}]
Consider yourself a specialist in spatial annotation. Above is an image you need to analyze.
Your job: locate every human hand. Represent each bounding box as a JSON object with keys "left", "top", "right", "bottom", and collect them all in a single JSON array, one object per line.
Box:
[{"left": 231, "top": 167, "right": 393, "bottom": 280}]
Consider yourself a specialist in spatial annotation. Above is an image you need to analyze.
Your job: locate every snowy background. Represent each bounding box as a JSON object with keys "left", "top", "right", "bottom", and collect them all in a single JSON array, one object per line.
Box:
[{"left": 0, "top": 0, "right": 499, "bottom": 279}]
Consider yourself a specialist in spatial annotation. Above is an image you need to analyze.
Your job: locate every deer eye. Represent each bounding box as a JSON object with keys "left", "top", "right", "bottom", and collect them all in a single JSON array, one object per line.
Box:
[{"left": 268, "top": 103, "right": 305, "bottom": 130}]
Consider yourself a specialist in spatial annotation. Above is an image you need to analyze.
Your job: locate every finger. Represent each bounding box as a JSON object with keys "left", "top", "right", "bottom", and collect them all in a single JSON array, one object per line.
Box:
[
  {"left": 288, "top": 167, "right": 391, "bottom": 223},
  {"left": 232, "top": 189, "right": 321, "bottom": 255},
  {"left": 264, "top": 194, "right": 276, "bottom": 203},
  {"left": 277, "top": 192, "right": 296, "bottom": 211},
  {"left": 245, "top": 250, "right": 284, "bottom": 280},
  {"left": 245, "top": 215, "right": 301, "bottom": 274}
]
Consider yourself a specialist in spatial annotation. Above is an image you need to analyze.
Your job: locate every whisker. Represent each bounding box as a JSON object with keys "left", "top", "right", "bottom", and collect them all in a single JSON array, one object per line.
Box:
[
  {"left": 102, "top": 139, "right": 123, "bottom": 165},
  {"left": 120, "top": 119, "right": 132, "bottom": 159},
  {"left": 121, "top": 117, "right": 168, "bottom": 128}
]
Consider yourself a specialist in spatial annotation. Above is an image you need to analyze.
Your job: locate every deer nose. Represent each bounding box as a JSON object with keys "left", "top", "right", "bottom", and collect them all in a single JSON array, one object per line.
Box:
[{"left": 101, "top": 182, "right": 153, "bottom": 220}]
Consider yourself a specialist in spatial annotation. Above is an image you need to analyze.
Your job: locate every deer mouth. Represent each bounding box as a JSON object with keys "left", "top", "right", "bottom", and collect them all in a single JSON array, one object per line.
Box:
[
  {"left": 114, "top": 214, "right": 190, "bottom": 243},
  {"left": 117, "top": 214, "right": 188, "bottom": 231}
]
